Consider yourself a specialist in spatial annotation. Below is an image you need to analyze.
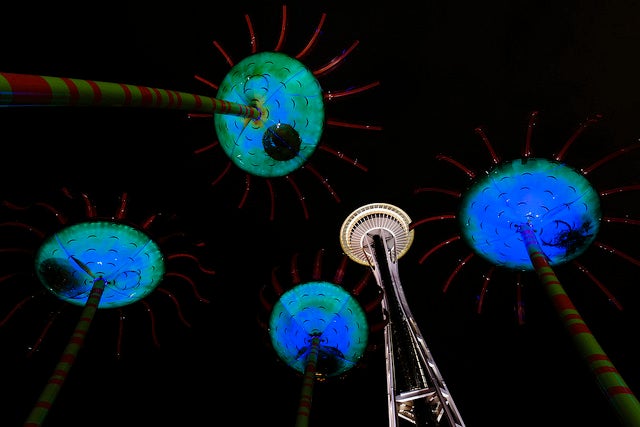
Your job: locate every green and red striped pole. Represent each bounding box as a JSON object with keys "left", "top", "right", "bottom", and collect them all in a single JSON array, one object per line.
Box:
[
  {"left": 24, "top": 274, "right": 106, "bottom": 427},
  {"left": 295, "top": 335, "right": 320, "bottom": 427},
  {"left": 0, "top": 72, "right": 261, "bottom": 119},
  {"left": 520, "top": 224, "right": 640, "bottom": 427}
]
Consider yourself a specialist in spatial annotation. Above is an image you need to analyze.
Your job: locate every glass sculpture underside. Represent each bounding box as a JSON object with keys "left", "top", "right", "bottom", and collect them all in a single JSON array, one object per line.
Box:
[
  {"left": 459, "top": 158, "right": 601, "bottom": 270},
  {"left": 215, "top": 51, "right": 324, "bottom": 178},
  {"left": 268, "top": 280, "right": 368, "bottom": 378},
  {"left": 35, "top": 221, "right": 165, "bottom": 309}
]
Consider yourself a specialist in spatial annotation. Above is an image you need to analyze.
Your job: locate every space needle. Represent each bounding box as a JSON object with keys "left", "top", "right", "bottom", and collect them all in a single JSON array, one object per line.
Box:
[{"left": 340, "top": 203, "right": 465, "bottom": 426}]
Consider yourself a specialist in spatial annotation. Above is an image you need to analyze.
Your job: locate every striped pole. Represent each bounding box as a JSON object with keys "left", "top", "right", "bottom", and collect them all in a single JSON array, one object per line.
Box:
[
  {"left": 295, "top": 335, "right": 320, "bottom": 427},
  {"left": 0, "top": 72, "right": 261, "bottom": 119},
  {"left": 519, "top": 224, "right": 640, "bottom": 427},
  {"left": 24, "top": 275, "right": 106, "bottom": 427}
]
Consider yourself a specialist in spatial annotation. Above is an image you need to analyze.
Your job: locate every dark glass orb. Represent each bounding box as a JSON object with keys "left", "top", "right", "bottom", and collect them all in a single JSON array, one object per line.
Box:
[{"left": 263, "top": 123, "right": 302, "bottom": 161}]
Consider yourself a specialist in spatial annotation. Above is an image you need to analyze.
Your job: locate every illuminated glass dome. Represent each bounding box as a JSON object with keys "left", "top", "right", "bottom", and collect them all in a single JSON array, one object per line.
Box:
[
  {"left": 35, "top": 221, "right": 165, "bottom": 309},
  {"left": 459, "top": 157, "right": 601, "bottom": 270},
  {"left": 268, "top": 280, "right": 368, "bottom": 379},
  {"left": 215, "top": 51, "right": 325, "bottom": 178}
]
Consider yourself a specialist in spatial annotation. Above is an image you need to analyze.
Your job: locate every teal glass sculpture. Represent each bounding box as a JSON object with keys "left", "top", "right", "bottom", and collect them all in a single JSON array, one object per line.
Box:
[
  {"left": 215, "top": 51, "right": 324, "bottom": 178},
  {"left": 35, "top": 221, "right": 165, "bottom": 309}
]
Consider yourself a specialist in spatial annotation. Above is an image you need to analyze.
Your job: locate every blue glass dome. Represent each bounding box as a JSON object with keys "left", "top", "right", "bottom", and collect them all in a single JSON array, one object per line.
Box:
[
  {"left": 459, "top": 158, "right": 601, "bottom": 270},
  {"left": 268, "top": 281, "right": 368, "bottom": 378}
]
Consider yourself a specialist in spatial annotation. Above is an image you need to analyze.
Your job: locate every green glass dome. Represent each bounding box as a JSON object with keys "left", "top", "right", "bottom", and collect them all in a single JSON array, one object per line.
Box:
[
  {"left": 34, "top": 221, "right": 166, "bottom": 309},
  {"left": 215, "top": 51, "right": 325, "bottom": 178}
]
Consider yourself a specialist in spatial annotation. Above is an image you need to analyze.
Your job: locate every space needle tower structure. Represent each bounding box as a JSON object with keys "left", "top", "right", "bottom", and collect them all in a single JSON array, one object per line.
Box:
[{"left": 340, "top": 203, "right": 465, "bottom": 427}]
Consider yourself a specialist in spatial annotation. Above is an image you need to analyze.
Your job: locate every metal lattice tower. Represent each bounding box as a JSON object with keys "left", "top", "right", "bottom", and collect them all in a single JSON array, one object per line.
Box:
[{"left": 340, "top": 203, "right": 465, "bottom": 427}]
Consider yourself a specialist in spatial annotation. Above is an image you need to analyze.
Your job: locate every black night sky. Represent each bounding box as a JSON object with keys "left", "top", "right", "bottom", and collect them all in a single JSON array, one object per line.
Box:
[{"left": 2, "top": 2, "right": 640, "bottom": 426}]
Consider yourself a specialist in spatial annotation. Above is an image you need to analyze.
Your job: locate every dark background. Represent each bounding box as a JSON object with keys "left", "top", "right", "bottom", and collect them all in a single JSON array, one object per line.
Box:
[{"left": 2, "top": 2, "right": 640, "bottom": 426}]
